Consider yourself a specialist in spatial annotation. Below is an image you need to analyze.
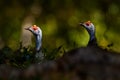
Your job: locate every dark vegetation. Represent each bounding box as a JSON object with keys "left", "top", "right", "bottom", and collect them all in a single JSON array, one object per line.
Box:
[
  {"left": 0, "top": 42, "right": 64, "bottom": 69},
  {"left": 0, "top": 44, "right": 120, "bottom": 80}
]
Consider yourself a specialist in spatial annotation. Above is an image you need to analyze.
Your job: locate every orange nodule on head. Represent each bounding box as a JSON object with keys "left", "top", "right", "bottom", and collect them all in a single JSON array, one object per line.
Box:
[
  {"left": 85, "top": 21, "right": 91, "bottom": 26},
  {"left": 32, "top": 25, "right": 38, "bottom": 30}
]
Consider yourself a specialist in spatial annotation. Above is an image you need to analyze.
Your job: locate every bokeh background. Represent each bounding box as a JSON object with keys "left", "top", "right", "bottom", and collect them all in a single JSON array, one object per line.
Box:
[{"left": 0, "top": 0, "right": 120, "bottom": 52}]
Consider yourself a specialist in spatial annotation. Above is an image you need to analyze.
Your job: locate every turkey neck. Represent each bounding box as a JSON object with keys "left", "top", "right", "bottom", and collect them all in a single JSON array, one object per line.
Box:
[
  {"left": 87, "top": 29, "right": 97, "bottom": 46},
  {"left": 35, "top": 33, "right": 42, "bottom": 52},
  {"left": 88, "top": 37, "right": 97, "bottom": 46}
]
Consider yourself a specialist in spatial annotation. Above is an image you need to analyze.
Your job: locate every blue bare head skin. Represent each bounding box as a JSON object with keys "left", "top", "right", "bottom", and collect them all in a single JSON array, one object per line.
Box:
[{"left": 79, "top": 21, "right": 96, "bottom": 45}]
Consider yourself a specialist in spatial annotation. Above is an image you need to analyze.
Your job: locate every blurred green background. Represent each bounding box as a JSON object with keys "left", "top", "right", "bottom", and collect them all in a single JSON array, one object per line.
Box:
[{"left": 0, "top": 0, "right": 120, "bottom": 52}]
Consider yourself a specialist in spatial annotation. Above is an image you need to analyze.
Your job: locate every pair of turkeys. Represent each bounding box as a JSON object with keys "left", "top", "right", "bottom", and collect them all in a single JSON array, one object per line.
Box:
[{"left": 25, "top": 21, "right": 111, "bottom": 62}]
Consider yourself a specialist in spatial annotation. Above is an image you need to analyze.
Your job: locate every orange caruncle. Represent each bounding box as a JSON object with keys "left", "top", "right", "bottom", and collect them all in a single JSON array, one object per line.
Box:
[{"left": 32, "top": 25, "right": 38, "bottom": 30}]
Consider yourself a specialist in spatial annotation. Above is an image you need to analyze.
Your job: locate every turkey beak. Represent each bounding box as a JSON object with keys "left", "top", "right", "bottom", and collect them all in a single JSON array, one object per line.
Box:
[
  {"left": 25, "top": 27, "right": 30, "bottom": 30},
  {"left": 79, "top": 23, "right": 84, "bottom": 26}
]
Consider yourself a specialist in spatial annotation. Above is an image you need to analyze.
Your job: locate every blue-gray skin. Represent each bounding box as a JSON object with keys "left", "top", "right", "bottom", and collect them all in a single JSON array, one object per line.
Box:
[
  {"left": 79, "top": 21, "right": 96, "bottom": 46},
  {"left": 25, "top": 25, "right": 44, "bottom": 62}
]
